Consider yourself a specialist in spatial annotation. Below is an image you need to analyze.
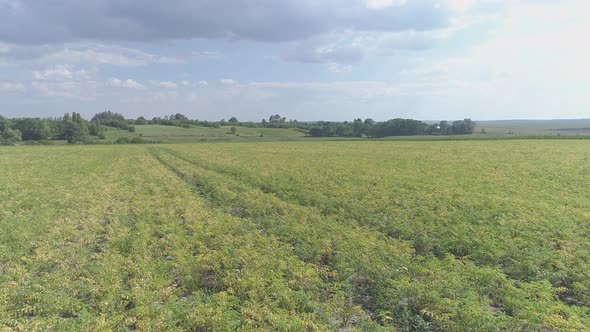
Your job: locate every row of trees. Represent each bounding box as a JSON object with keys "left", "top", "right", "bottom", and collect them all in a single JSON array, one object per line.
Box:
[
  {"left": 0, "top": 116, "right": 22, "bottom": 145},
  {"left": 308, "top": 118, "right": 475, "bottom": 137},
  {"left": 0, "top": 111, "right": 476, "bottom": 144},
  {"left": 1, "top": 113, "right": 98, "bottom": 144}
]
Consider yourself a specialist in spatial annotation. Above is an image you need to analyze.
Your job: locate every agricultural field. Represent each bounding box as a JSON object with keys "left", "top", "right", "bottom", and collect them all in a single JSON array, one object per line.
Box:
[
  {"left": 2, "top": 140, "right": 590, "bottom": 331},
  {"left": 477, "top": 119, "right": 590, "bottom": 136},
  {"left": 103, "top": 125, "right": 306, "bottom": 143}
]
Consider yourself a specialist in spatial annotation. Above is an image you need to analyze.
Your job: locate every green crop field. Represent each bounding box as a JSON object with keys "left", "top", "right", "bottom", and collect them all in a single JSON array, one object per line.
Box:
[
  {"left": 2, "top": 141, "right": 590, "bottom": 331},
  {"left": 477, "top": 119, "right": 590, "bottom": 136},
  {"left": 104, "top": 125, "right": 306, "bottom": 143}
]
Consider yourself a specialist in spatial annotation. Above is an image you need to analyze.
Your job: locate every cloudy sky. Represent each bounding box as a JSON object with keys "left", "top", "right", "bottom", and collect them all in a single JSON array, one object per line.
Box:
[{"left": 0, "top": 0, "right": 588, "bottom": 121}]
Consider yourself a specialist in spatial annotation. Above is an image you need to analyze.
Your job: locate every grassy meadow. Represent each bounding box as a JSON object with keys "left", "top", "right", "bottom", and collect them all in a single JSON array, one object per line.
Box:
[
  {"left": 477, "top": 119, "right": 590, "bottom": 136},
  {"left": 2, "top": 140, "right": 590, "bottom": 331},
  {"left": 97, "top": 120, "right": 590, "bottom": 145},
  {"left": 103, "top": 125, "right": 306, "bottom": 143}
]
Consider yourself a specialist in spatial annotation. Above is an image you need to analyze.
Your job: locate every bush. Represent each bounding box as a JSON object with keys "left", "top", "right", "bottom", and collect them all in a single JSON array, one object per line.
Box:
[
  {"left": 20, "top": 140, "right": 55, "bottom": 146},
  {"left": 115, "top": 136, "right": 148, "bottom": 144},
  {"left": 1, "top": 128, "right": 22, "bottom": 145},
  {"left": 115, "top": 137, "right": 131, "bottom": 144}
]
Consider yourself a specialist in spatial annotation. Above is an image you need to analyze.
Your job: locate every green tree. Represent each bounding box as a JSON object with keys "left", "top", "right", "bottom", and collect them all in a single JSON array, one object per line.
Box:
[
  {"left": 0, "top": 115, "right": 11, "bottom": 132},
  {"left": 1, "top": 128, "right": 22, "bottom": 144},
  {"left": 13, "top": 118, "right": 50, "bottom": 141},
  {"left": 463, "top": 118, "right": 475, "bottom": 134},
  {"left": 91, "top": 111, "right": 128, "bottom": 129},
  {"left": 174, "top": 113, "right": 188, "bottom": 121},
  {"left": 352, "top": 118, "right": 364, "bottom": 137},
  {"left": 92, "top": 111, "right": 125, "bottom": 122},
  {"left": 439, "top": 121, "right": 450, "bottom": 135},
  {"left": 61, "top": 112, "right": 90, "bottom": 143},
  {"left": 363, "top": 118, "right": 376, "bottom": 137},
  {"left": 269, "top": 114, "right": 286, "bottom": 123},
  {"left": 228, "top": 117, "right": 239, "bottom": 123},
  {"left": 136, "top": 116, "right": 148, "bottom": 125},
  {"left": 89, "top": 119, "right": 105, "bottom": 138}
]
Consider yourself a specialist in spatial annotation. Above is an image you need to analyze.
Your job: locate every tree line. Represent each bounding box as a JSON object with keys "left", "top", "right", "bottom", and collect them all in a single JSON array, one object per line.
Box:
[
  {"left": 0, "top": 111, "right": 476, "bottom": 145},
  {"left": 308, "top": 118, "right": 475, "bottom": 137}
]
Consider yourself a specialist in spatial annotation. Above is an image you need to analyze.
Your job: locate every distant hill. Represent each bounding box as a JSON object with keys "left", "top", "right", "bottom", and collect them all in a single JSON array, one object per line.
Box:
[{"left": 476, "top": 119, "right": 590, "bottom": 136}]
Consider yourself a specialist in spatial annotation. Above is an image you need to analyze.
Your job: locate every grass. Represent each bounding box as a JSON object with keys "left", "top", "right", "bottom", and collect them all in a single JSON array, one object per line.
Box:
[
  {"left": 103, "top": 125, "right": 306, "bottom": 143},
  {"left": 99, "top": 123, "right": 590, "bottom": 144},
  {"left": 478, "top": 119, "right": 590, "bottom": 136},
  {"left": 2, "top": 140, "right": 590, "bottom": 330}
]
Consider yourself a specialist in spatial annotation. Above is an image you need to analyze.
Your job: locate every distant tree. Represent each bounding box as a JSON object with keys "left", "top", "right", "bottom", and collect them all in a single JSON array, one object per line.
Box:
[
  {"left": 309, "top": 127, "right": 324, "bottom": 137},
  {"left": 0, "top": 115, "right": 11, "bottom": 132},
  {"left": 1, "top": 128, "right": 22, "bottom": 143},
  {"left": 439, "top": 121, "right": 450, "bottom": 135},
  {"left": 61, "top": 112, "right": 89, "bottom": 143},
  {"left": 463, "top": 118, "right": 475, "bottom": 134},
  {"left": 352, "top": 118, "right": 364, "bottom": 137},
  {"left": 136, "top": 116, "right": 148, "bottom": 125},
  {"left": 89, "top": 119, "right": 105, "bottom": 138},
  {"left": 92, "top": 111, "right": 125, "bottom": 122},
  {"left": 13, "top": 118, "right": 50, "bottom": 141},
  {"left": 269, "top": 114, "right": 286, "bottom": 123},
  {"left": 91, "top": 111, "right": 129, "bottom": 130},
  {"left": 128, "top": 126, "right": 136, "bottom": 132},
  {"left": 372, "top": 118, "right": 428, "bottom": 138},
  {"left": 446, "top": 119, "right": 475, "bottom": 135},
  {"left": 230, "top": 126, "right": 238, "bottom": 135},
  {"left": 174, "top": 113, "right": 188, "bottom": 121},
  {"left": 362, "top": 118, "right": 376, "bottom": 137},
  {"left": 228, "top": 117, "right": 239, "bottom": 123}
]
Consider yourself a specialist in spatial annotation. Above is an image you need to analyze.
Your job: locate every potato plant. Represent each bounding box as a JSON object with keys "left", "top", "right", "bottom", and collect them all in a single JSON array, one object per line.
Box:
[{"left": 1, "top": 141, "right": 590, "bottom": 331}]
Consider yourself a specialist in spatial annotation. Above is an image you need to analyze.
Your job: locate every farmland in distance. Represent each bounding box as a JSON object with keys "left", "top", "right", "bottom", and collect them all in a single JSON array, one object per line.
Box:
[{"left": 2, "top": 141, "right": 590, "bottom": 331}]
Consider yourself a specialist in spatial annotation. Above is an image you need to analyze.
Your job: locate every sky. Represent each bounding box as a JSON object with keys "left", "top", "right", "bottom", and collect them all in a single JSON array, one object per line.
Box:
[{"left": 0, "top": 0, "right": 588, "bottom": 121}]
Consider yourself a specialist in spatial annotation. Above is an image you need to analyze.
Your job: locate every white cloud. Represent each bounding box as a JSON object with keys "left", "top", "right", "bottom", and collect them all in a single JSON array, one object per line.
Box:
[
  {"left": 327, "top": 63, "right": 353, "bottom": 73},
  {"left": 0, "top": 43, "right": 182, "bottom": 67},
  {"left": 283, "top": 28, "right": 450, "bottom": 66},
  {"left": 392, "top": 0, "right": 590, "bottom": 119},
  {"left": 191, "top": 51, "right": 221, "bottom": 59},
  {"left": 0, "top": 82, "right": 25, "bottom": 92},
  {"left": 30, "top": 79, "right": 97, "bottom": 100},
  {"left": 48, "top": 47, "right": 153, "bottom": 66},
  {"left": 109, "top": 78, "right": 145, "bottom": 89},
  {"left": 220, "top": 79, "right": 237, "bottom": 85},
  {"left": 1, "top": 1, "right": 588, "bottom": 121},
  {"left": 32, "top": 65, "right": 74, "bottom": 81},
  {"left": 0, "top": 1, "right": 449, "bottom": 45},
  {"left": 366, "top": 0, "right": 406, "bottom": 10},
  {"left": 23, "top": 65, "right": 99, "bottom": 99},
  {"left": 159, "top": 81, "right": 178, "bottom": 88},
  {"left": 444, "top": 0, "right": 475, "bottom": 12},
  {"left": 158, "top": 56, "right": 183, "bottom": 64},
  {"left": 150, "top": 91, "right": 179, "bottom": 103}
]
